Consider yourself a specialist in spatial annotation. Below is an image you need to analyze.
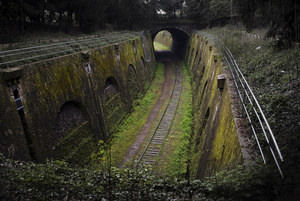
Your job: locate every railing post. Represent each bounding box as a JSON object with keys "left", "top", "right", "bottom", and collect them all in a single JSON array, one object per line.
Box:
[{"left": 201, "top": 32, "right": 284, "bottom": 177}]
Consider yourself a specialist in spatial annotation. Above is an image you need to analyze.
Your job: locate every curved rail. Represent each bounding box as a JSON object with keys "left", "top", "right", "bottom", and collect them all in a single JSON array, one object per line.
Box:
[
  {"left": 197, "top": 31, "right": 284, "bottom": 178},
  {"left": 138, "top": 63, "right": 182, "bottom": 167}
]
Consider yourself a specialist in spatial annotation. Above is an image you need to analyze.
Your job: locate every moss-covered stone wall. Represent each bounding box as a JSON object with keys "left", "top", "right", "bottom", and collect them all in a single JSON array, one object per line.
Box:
[
  {"left": 0, "top": 82, "right": 31, "bottom": 161},
  {"left": 0, "top": 32, "right": 156, "bottom": 162},
  {"left": 186, "top": 33, "right": 243, "bottom": 178}
]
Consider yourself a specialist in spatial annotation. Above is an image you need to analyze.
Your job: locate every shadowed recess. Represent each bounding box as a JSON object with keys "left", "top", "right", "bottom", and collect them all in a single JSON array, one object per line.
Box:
[{"left": 152, "top": 28, "right": 189, "bottom": 58}]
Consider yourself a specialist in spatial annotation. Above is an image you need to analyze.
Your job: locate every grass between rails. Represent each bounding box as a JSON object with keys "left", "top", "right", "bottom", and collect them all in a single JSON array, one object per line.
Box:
[
  {"left": 0, "top": 57, "right": 288, "bottom": 201},
  {"left": 153, "top": 41, "right": 171, "bottom": 51},
  {"left": 109, "top": 63, "right": 164, "bottom": 167},
  {"left": 154, "top": 62, "right": 192, "bottom": 178},
  {"left": 132, "top": 63, "right": 176, "bottom": 165},
  {"left": 1, "top": 28, "right": 296, "bottom": 200}
]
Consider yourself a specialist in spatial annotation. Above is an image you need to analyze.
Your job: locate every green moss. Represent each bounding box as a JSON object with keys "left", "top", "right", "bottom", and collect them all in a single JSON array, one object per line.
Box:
[
  {"left": 154, "top": 62, "right": 192, "bottom": 177},
  {"left": 186, "top": 33, "right": 243, "bottom": 178},
  {"left": 207, "top": 92, "right": 243, "bottom": 173},
  {"left": 31, "top": 54, "right": 85, "bottom": 109},
  {"left": 104, "top": 93, "right": 127, "bottom": 134},
  {"left": 108, "top": 63, "right": 164, "bottom": 167},
  {"left": 2, "top": 32, "right": 155, "bottom": 163}
]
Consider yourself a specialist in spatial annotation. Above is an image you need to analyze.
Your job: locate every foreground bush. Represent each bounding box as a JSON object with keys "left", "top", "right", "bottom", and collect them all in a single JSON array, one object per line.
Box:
[{"left": 0, "top": 154, "right": 283, "bottom": 201}]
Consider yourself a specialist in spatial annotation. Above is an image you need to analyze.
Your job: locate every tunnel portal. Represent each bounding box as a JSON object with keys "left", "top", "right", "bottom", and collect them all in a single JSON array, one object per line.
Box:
[{"left": 152, "top": 27, "right": 190, "bottom": 58}]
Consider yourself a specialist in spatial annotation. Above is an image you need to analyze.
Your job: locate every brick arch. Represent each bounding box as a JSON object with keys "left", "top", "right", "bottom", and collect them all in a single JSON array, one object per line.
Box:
[
  {"left": 103, "top": 76, "right": 126, "bottom": 134},
  {"left": 51, "top": 101, "right": 97, "bottom": 165},
  {"left": 104, "top": 76, "right": 120, "bottom": 101},
  {"left": 127, "top": 64, "right": 141, "bottom": 103},
  {"left": 151, "top": 26, "right": 190, "bottom": 40},
  {"left": 151, "top": 27, "right": 190, "bottom": 58}
]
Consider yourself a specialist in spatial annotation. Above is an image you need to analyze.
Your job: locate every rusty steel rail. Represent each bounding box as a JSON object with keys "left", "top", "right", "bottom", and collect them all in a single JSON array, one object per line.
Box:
[{"left": 138, "top": 64, "right": 182, "bottom": 167}]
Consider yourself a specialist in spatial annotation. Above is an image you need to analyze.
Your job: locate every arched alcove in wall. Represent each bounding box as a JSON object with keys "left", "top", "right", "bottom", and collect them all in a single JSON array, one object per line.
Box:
[
  {"left": 103, "top": 76, "right": 126, "bottom": 134},
  {"left": 104, "top": 77, "right": 120, "bottom": 101},
  {"left": 51, "top": 101, "right": 97, "bottom": 166},
  {"left": 127, "top": 64, "right": 141, "bottom": 102}
]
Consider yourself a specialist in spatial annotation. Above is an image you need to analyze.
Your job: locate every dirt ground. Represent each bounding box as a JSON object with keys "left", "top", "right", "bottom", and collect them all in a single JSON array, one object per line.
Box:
[{"left": 119, "top": 51, "right": 179, "bottom": 167}]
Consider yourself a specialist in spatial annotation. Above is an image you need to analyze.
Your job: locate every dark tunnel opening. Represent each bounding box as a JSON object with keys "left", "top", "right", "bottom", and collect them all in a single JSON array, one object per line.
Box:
[{"left": 152, "top": 28, "right": 190, "bottom": 59}]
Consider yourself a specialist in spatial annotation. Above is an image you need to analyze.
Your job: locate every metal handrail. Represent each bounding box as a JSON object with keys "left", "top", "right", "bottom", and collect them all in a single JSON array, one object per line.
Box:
[
  {"left": 197, "top": 31, "right": 284, "bottom": 178},
  {"left": 0, "top": 31, "right": 132, "bottom": 55},
  {"left": 0, "top": 32, "right": 139, "bottom": 68},
  {"left": 0, "top": 37, "right": 106, "bottom": 58},
  {"left": 0, "top": 35, "right": 98, "bottom": 54}
]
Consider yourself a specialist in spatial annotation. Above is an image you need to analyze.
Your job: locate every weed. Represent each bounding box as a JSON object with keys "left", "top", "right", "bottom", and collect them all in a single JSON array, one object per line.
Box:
[
  {"left": 168, "top": 63, "right": 192, "bottom": 177},
  {"left": 153, "top": 41, "right": 171, "bottom": 51},
  {"left": 204, "top": 25, "right": 300, "bottom": 199},
  {"left": 108, "top": 63, "right": 164, "bottom": 166},
  {"left": 154, "top": 62, "right": 193, "bottom": 178}
]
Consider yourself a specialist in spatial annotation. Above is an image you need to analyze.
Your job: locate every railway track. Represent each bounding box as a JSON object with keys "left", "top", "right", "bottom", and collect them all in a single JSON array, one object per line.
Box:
[{"left": 138, "top": 63, "right": 182, "bottom": 167}]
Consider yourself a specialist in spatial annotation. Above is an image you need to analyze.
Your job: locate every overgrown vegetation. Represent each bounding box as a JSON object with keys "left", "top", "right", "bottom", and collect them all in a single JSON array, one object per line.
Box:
[
  {"left": 1, "top": 30, "right": 297, "bottom": 200},
  {"left": 167, "top": 63, "right": 192, "bottom": 177},
  {"left": 1, "top": 152, "right": 282, "bottom": 201},
  {"left": 155, "top": 62, "right": 192, "bottom": 178},
  {"left": 53, "top": 122, "right": 97, "bottom": 166},
  {"left": 108, "top": 63, "right": 164, "bottom": 167},
  {"left": 153, "top": 30, "right": 173, "bottom": 50},
  {"left": 153, "top": 41, "right": 171, "bottom": 51},
  {"left": 204, "top": 25, "right": 300, "bottom": 198},
  {"left": 0, "top": 0, "right": 157, "bottom": 42},
  {"left": 1, "top": 0, "right": 298, "bottom": 45}
]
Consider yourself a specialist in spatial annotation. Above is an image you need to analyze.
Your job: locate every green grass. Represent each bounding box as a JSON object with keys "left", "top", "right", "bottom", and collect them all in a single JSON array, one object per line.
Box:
[
  {"left": 108, "top": 63, "right": 165, "bottom": 167},
  {"left": 153, "top": 41, "right": 171, "bottom": 51},
  {"left": 201, "top": 26, "right": 300, "bottom": 198},
  {"left": 154, "top": 62, "right": 192, "bottom": 177}
]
